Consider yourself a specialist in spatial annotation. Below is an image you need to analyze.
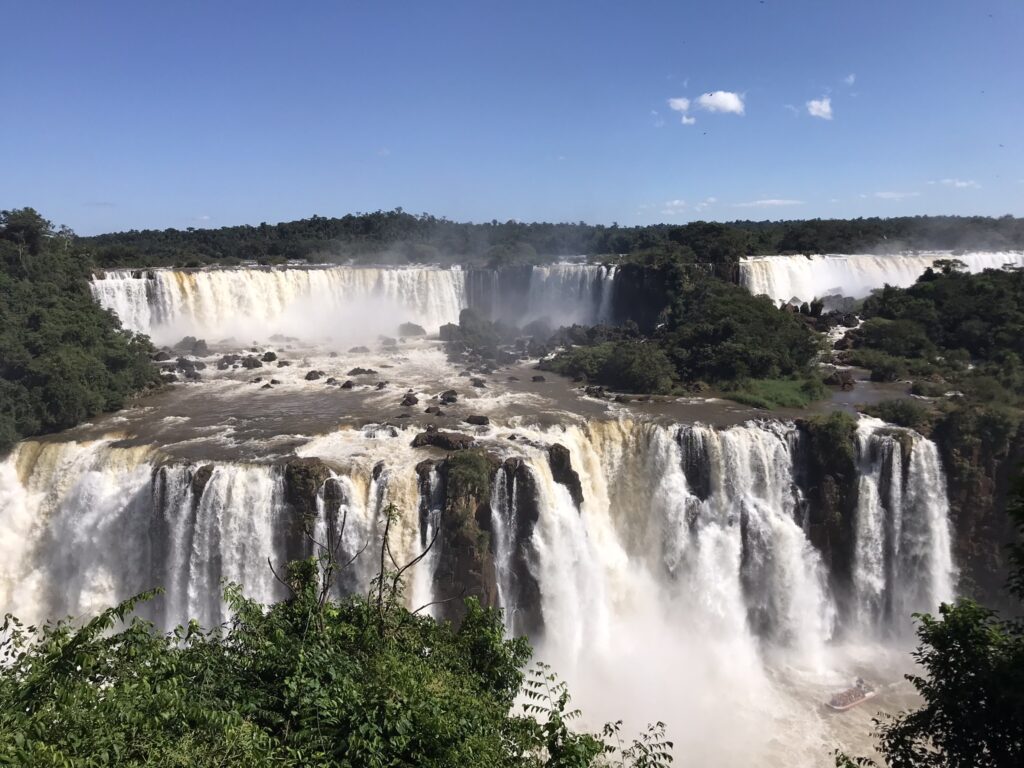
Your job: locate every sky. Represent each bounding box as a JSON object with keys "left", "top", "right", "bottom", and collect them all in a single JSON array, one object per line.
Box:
[{"left": 1, "top": 0, "right": 1022, "bottom": 235}]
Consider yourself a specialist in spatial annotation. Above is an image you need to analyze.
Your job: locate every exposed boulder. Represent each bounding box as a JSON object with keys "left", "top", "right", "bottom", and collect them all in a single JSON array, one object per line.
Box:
[
  {"left": 400, "top": 393, "right": 419, "bottom": 407},
  {"left": 190, "top": 464, "right": 215, "bottom": 498},
  {"left": 531, "top": 375, "right": 546, "bottom": 383},
  {"left": 379, "top": 336, "right": 397, "bottom": 348},
  {"left": 174, "top": 336, "right": 209, "bottom": 356},
  {"left": 411, "top": 429, "right": 475, "bottom": 451},
  {"left": 325, "top": 377, "right": 337, "bottom": 385},
  {"left": 260, "top": 383, "right": 273, "bottom": 389},
  {"left": 398, "top": 322, "right": 427, "bottom": 337},
  {"left": 341, "top": 380, "right": 354, "bottom": 389},
  {"left": 348, "top": 345, "right": 371, "bottom": 354},
  {"left": 159, "top": 372, "right": 178, "bottom": 383},
  {"left": 217, "top": 354, "right": 240, "bottom": 370},
  {"left": 152, "top": 350, "right": 172, "bottom": 362},
  {"left": 348, "top": 367, "right": 377, "bottom": 376},
  {"left": 439, "top": 323, "right": 461, "bottom": 341},
  {"left": 304, "top": 370, "right": 323, "bottom": 381},
  {"left": 471, "top": 377, "right": 487, "bottom": 388},
  {"left": 241, "top": 356, "right": 263, "bottom": 369},
  {"left": 425, "top": 406, "right": 445, "bottom": 415},
  {"left": 376, "top": 381, "right": 388, "bottom": 390},
  {"left": 464, "top": 415, "right": 490, "bottom": 426},
  {"left": 283, "top": 457, "right": 332, "bottom": 520},
  {"left": 548, "top": 443, "right": 584, "bottom": 508},
  {"left": 824, "top": 368, "right": 856, "bottom": 390},
  {"left": 277, "top": 360, "right": 292, "bottom": 367},
  {"left": 261, "top": 351, "right": 277, "bottom": 362},
  {"left": 440, "top": 390, "right": 458, "bottom": 405}
]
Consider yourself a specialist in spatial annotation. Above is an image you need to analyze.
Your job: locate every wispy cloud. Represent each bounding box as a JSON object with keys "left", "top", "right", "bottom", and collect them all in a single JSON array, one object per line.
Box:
[
  {"left": 930, "top": 178, "right": 981, "bottom": 189},
  {"left": 667, "top": 97, "right": 696, "bottom": 125},
  {"left": 807, "top": 96, "right": 833, "bottom": 120},
  {"left": 843, "top": 73, "right": 856, "bottom": 86},
  {"left": 694, "top": 196, "right": 716, "bottom": 212},
  {"left": 661, "top": 199, "right": 688, "bottom": 216},
  {"left": 734, "top": 198, "right": 803, "bottom": 208},
  {"left": 875, "top": 191, "right": 919, "bottom": 200},
  {"left": 651, "top": 110, "right": 666, "bottom": 128},
  {"left": 696, "top": 91, "right": 745, "bottom": 115},
  {"left": 194, "top": 215, "right": 211, "bottom": 221}
]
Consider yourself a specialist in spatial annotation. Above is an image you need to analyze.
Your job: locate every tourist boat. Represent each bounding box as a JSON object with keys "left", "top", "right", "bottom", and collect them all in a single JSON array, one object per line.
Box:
[{"left": 826, "top": 679, "right": 876, "bottom": 712}]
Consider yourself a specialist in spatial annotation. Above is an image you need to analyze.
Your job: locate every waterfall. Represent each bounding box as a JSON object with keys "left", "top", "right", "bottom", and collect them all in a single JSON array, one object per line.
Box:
[
  {"left": 89, "top": 265, "right": 469, "bottom": 345},
  {"left": 740, "top": 251, "right": 1024, "bottom": 304},
  {"left": 523, "top": 264, "right": 618, "bottom": 326},
  {"left": 852, "top": 418, "right": 956, "bottom": 635}
]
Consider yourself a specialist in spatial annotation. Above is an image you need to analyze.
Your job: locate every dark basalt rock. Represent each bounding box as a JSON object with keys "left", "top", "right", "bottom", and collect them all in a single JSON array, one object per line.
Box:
[
  {"left": 241, "top": 356, "right": 263, "bottom": 369},
  {"left": 348, "top": 367, "right": 377, "bottom": 376},
  {"left": 425, "top": 406, "right": 444, "bottom": 415},
  {"left": 284, "top": 457, "right": 332, "bottom": 520},
  {"left": 440, "top": 390, "right": 458, "bottom": 404},
  {"left": 376, "top": 381, "right": 388, "bottom": 390},
  {"left": 400, "top": 393, "right": 419, "bottom": 407},
  {"left": 411, "top": 430, "right": 475, "bottom": 451},
  {"left": 464, "top": 415, "right": 490, "bottom": 426},
  {"left": 531, "top": 375, "right": 546, "bottom": 383},
  {"left": 270, "top": 379, "right": 281, "bottom": 385},
  {"left": 174, "top": 336, "right": 209, "bottom": 356},
  {"left": 261, "top": 351, "right": 277, "bottom": 362},
  {"left": 190, "top": 464, "right": 215, "bottom": 498},
  {"left": 325, "top": 377, "right": 337, "bottom": 385},
  {"left": 183, "top": 370, "right": 202, "bottom": 381},
  {"left": 341, "top": 380, "right": 354, "bottom": 389},
  {"left": 153, "top": 350, "right": 172, "bottom": 362},
  {"left": 260, "top": 383, "right": 273, "bottom": 389},
  {"left": 304, "top": 370, "right": 323, "bottom": 381},
  {"left": 548, "top": 443, "right": 584, "bottom": 508},
  {"left": 379, "top": 336, "right": 397, "bottom": 347},
  {"left": 348, "top": 345, "right": 371, "bottom": 354},
  {"left": 159, "top": 372, "right": 178, "bottom": 383},
  {"left": 276, "top": 360, "right": 292, "bottom": 367},
  {"left": 398, "top": 322, "right": 427, "bottom": 337},
  {"left": 439, "top": 323, "right": 461, "bottom": 341},
  {"left": 471, "top": 377, "right": 487, "bottom": 388}
]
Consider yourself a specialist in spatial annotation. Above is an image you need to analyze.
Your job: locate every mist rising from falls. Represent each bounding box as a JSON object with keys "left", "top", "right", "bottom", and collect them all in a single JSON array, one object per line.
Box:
[
  {"left": 740, "top": 251, "right": 1024, "bottom": 304},
  {"left": 90, "top": 266, "right": 469, "bottom": 345},
  {"left": 90, "top": 263, "right": 620, "bottom": 346}
]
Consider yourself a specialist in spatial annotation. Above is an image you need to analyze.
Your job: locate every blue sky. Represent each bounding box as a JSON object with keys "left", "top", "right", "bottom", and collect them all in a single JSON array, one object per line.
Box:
[{"left": 1, "top": 0, "right": 1022, "bottom": 234}]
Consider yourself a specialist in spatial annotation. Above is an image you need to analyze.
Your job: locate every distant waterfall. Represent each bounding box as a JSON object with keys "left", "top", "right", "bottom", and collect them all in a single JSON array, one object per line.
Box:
[
  {"left": 90, "top": 266, "right": 469, "bottom": 345},
  {"left": 524, "top": 264, "right": 617, "bottom": 326},
  {"left": 852, "top": 418, "right": 955, "bottom": 635},
  {"left": 739, "top": 251, "right": 1024, "bottom": 304}
]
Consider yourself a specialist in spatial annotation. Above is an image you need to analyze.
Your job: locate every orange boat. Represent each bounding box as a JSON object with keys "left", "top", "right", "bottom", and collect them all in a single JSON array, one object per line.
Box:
[{"left": 826, "top": 678, "right": 876, "bottom": 712}]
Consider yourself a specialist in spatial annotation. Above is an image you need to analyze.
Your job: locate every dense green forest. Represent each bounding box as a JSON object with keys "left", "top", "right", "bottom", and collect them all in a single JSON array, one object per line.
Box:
[
  {"left": 81, "top": 211, "right": 1024, "bottom": 269},
  {"left": 0, "top": 209, "right": 159, "bottom": 453}
]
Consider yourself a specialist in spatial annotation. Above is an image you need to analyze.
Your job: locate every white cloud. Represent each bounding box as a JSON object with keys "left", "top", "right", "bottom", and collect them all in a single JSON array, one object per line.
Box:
[
  {"left": 843, "top": 73, "right": 856, "bottom": 86},
  {"left": 195, "top": 214, "right": 211, "bottom": 221},
  {"left": 661, "top": 199, "right": 688, "bottom": 216},
  {"left": 734, "top": 199, "right": 803, "bottom": 208},
  {"left": 694, "top": 196, "right": 717, "bottom": 212},
  {"left": 935, "top": 178, "right": 981, "bottom": 189},
  {"left": 807, "top": 96, "right": 833, "bottom": 120},
  {"left": 667, "top": 97, "right": 691, "bottom": 113},
  {"left": 875, "top": 191, "right": 919, "bottom": 200},
  {"left": 681, "top": 115, "right": 696, "bottom": 125},
  {"left": 696, "top": 91, "right": 745, "bottom": 114}
]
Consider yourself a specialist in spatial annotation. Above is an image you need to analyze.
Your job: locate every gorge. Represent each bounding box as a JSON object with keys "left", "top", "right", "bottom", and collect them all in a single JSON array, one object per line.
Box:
[{"left": 4, "top": 252, "right": 1018, "bottom": 765}]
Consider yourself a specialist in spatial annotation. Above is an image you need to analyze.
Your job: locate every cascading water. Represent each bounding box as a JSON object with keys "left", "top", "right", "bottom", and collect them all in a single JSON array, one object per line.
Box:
[
  {"left": 90, "top": 265, "right": 469, "bottom": 345},
  {"left": 523, "top": 264, "right": 618, "bottom": 326},
  {"left": 851, "top": 418, "right": 955, "bottom": 636},
  {"left": 740, "top": 250, "right": 1024, "bottom": 304},
  {"left": 0, "top": 415, "right": 957, "bottom": 766}
]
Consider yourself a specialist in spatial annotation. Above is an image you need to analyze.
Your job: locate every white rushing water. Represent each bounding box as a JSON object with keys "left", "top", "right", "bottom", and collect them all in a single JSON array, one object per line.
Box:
[
  {"left": 740, "top": 251, "right": 1024, "bottom": 304},
  {"left": 90, "top": 265, "right": 470, "bottom": 345},
  {"left": 89, "top": 263, "right": 620, "bottom": 345},
  {"left": 0, "top": 417, "right": 955, "bottom": 766}
]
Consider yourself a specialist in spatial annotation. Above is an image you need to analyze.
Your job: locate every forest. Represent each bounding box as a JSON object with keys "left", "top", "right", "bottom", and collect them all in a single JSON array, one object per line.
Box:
[
  {"left": 81, "top": 211, "right": 1024, "bottom": 269},
  {"left": 0, "top": 209, "right": 159, "bottom": 452}
]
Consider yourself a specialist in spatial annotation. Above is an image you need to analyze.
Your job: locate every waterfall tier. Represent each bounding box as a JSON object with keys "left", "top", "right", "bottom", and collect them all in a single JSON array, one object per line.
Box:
[{"left": 740, "top": 251, "right": 1024, "bottom": 304}]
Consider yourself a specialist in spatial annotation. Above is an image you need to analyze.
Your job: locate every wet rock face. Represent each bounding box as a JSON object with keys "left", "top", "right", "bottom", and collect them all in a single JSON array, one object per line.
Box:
[
  {"left": 283, "top": 457, "right": 332, "bottom": 520},
  {"left": 190, "top": 464, "right": 215, "bottom": 498},
  {"left": 547, "top": 443, "right": 584, "bottom": 508},
  {"left": 495, "top": 457, "right": 544, "bottom": 637},
  {"left": 411, "top": 430, "right": 475, "bottom": 451},
  {"left": 464, "top": 415, "right": 489, "bottom": 426}
]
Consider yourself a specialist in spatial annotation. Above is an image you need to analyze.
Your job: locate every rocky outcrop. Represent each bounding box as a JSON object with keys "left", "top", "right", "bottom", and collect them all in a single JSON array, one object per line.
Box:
[
  {"left": 411, "top": 429, "right": 475, "bottom": 451},
  {"left": 283, "top": 457, "right": 332, "bottom": 521},
  {"left": 548, "top": 443, "right": 584, "bottom": 508},
  {"left": 398, "top": 322, "right": 426, "bottom": 337}
]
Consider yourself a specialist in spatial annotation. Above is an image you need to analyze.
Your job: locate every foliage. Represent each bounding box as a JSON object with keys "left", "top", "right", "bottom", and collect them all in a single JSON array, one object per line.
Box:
[
  {"left": 721, "top": 376, "right": 826, "bottom": 409},
  {"left": 541, "top": 341, "right": 675, "bottom": 394},
  {"left": 78, "top": 211, "right": 1024, "bottom": 268},
  {"left": 803, "top": 411, "right": 859, "bottom": 478},
  {"left": 0, "top": 209, "right": 160, "bottom": 453},
  {"left": 866, "top": 399, "right": 932, "bottom": 430},
  {"left": 0, "top": 508, "right": 672, "bottom": 768}
]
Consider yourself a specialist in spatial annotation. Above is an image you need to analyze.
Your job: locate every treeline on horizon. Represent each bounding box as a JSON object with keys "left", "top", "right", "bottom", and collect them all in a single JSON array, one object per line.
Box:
[{"left": 81, "top": 210, "right": 1024, "bottom": 268}]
